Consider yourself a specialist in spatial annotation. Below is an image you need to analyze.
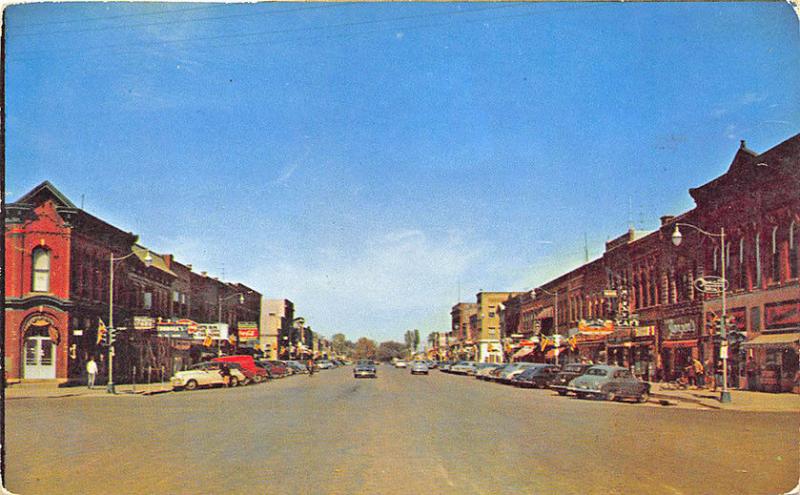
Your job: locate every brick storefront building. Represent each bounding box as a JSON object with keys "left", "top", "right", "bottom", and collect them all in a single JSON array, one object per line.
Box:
[
  {"left": 455, "top": 133, "right": 799, "bottom": 391},
  {"left": 4, "top": 181, "right": 265, "bottom": 384}
]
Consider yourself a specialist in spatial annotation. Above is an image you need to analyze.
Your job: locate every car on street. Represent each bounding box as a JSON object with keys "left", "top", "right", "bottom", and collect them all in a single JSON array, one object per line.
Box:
[
  {"left": 213, "top": 355, "right": 269, "bottom": 383},
  {"left": 353, "top": 360, "right": 377, "bottom": 378},
  {"left": 495, "top": 363, "right": 537, "bottom": 383},
  {"left": 449, "top": 361, "right": 478, "bottom": 375},
  {"left": 566, "top": 365, "right": 650, "bottom": 402},
  {"left": 474, "top": 363, "right": 503, "bottom": 380},
  {"left": 394, "top": 360, "right": 408, "bottom": 368},
  {"left": 171, "top": 361, "right": 247, "bottom": 390},
  {"left": 316, "top": 360, "right": 335, "bottom": 370},
  {"left": 510, "top": 364, "right": 562, "bottom": 388},
  {"left": 257, "top": 360, "right": 291, "bottom": 378},
  {"left": 410, "top": 361, "right": 429, "bottom": 375},
  {"left": 283, "top": 360, "right": 309, "bottom": 374},
  {"left": 549, "top": 363, "right": 595, "bottom": 396}
]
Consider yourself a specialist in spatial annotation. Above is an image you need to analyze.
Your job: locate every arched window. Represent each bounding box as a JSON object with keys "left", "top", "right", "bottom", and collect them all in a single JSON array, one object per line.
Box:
[
  {"left": 737, "top": 238, "right": 745, "bottom": 290},
  {"left": 32, "top": 248, "right": 51, "bottom": 292},
  {"left": 791, "top": 221, "right": 799, "bottom": 279}
]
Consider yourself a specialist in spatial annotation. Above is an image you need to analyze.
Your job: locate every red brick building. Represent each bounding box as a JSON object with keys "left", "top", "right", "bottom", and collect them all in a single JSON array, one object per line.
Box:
[{"left": 4, "top": 182, "right": 264, "bottom": 384}]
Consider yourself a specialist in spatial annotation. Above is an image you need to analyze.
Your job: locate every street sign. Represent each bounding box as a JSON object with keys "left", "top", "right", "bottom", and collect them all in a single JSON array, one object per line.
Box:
[
  {"left": 720, "top": 344, "right": 728, "bottom": 359},
  {"left": 603, "top": 290, "right": 618, "bottom": 298},
  {"left": 695, "top": 276, "right": 728, "bottom": 294}
]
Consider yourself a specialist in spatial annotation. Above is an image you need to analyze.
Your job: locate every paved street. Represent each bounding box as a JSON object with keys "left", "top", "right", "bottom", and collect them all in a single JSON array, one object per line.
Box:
[{"left": 5, "top": 366, "right": 799, "bottom": 495}]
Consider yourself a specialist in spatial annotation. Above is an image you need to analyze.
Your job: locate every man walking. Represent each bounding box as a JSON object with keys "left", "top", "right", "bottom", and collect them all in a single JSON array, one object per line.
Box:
[{"left": 86, "top": 357, "right": 98, "bottom": 389}]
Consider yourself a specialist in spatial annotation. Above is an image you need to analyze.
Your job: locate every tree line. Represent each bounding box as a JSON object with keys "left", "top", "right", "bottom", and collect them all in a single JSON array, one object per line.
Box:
[{"left": 329, "top": 329, "right": 423, "bottom": 361}]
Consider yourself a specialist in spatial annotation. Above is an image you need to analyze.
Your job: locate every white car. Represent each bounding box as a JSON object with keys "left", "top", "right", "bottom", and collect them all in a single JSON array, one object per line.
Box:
[
  {"left": 171, "top": 362, "right": 246, "bottom": 390},
  {"left": 394, "top": 360, "right": 407, "bottom": 368},
  {"left": 410, "top": 361, "right": 429, "bottom": 375}
]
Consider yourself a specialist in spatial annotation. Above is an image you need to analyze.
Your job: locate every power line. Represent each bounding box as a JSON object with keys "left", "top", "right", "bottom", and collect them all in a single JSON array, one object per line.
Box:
[
  {"left": 10, "top": 3, "right": 530, "bottom": 59},
  {"left": 12, "top": 3, "right": 352, "bottom": 38},
  {"left": 13, "top": 4, "right": 228, "bottom": 28}
]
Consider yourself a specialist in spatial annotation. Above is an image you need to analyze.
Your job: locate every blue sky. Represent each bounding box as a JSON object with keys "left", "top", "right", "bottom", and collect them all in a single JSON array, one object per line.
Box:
[{"left": 6, "top": 2, "right": 799, "bottom": 343}]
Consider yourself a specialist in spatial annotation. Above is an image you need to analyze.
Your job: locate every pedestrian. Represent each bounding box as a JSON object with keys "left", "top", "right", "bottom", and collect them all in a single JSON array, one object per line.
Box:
[
  {"left": 307, "top": 358, "right": 315, "bottom": 377},
  {"left": 684, "top": 361, "right": 696, "bottom": 387},
  {"left": 693, "top": 358, "right": 705, "bottom": 389},
  {"left": 86, "top": 357, "right": 98, "bottom": 389},
  {"left": 220, "top": 363, "right": 231, "bottom": 387}
]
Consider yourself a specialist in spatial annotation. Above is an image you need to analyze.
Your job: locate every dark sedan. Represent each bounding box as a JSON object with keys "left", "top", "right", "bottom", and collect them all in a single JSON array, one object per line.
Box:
[
  {"left": 510, "top": 364, "right": 562, "bottom": 388},
  {"left": 550, "top": 363, "right": 595, "bottom": 396}
]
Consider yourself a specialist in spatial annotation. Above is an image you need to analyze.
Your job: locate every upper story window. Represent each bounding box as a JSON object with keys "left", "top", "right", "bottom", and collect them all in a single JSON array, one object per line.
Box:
[
  {"left": 791, "top": 221, "right": 799, "bottom": 279},
  {"left": 770, "top": 226, "right": 779, "bottom": 283},
  {"left": 32, "top": 247, "right": 51, "bottom": 292},
  {"left": 755, "top": 233, "right": 762, "bottom": 288}
]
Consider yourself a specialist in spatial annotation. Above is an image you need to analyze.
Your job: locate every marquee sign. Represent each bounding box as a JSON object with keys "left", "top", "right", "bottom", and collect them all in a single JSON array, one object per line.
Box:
[{"left": 694, "top": 276, "right": 728, "bottom": 294}]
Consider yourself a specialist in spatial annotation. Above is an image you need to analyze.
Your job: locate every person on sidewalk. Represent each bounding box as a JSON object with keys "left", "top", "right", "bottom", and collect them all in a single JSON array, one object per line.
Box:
[
  {"left": 86, "top": 358, "right": 98, "bottom": 389},
  {"left": 693, "top": 359, "right": 705, "bottom": 389}
]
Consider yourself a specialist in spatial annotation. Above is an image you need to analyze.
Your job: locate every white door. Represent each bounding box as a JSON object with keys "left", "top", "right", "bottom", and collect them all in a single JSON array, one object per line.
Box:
[{"left": 24, "top": 335, "right": 56, "bottom": 379}]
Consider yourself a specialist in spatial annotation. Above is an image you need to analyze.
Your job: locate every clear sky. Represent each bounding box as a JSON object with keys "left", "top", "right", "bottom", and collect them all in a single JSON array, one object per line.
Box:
[{"left": 6, "top": 2, "right": 799, "bottom": 343}]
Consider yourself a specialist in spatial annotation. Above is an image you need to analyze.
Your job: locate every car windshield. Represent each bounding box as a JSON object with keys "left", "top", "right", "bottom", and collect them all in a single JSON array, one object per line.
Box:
[
  {"left": 564, "top": 365, "right": 585, "bottom": 373},
  {"left": 586, "top": 368, "right": 608, "bottom": 376}
]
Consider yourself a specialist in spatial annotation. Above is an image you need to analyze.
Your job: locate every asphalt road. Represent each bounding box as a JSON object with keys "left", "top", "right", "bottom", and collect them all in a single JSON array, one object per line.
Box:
[{"left": 5, "top": 366, "right": 799, "bottom": 495}]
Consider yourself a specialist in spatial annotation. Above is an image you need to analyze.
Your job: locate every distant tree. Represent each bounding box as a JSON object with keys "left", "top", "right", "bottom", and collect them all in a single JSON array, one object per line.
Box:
[
  {"left": 353, "top": 337, "right": 377, "bottom": 360},
  {"left": 331, "top": 333, "right": 354, "bottom": 357},
  {"left": 376, "top": 341, "right": 406, "bottom": 362},
  {"left": 413, "top": 329, "right": 420, "bottom": 352}
]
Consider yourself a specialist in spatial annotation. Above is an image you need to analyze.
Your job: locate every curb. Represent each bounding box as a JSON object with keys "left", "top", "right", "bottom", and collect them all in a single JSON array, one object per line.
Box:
[{"left": 651, "top": 392, "right": 721, "bottom": 409}]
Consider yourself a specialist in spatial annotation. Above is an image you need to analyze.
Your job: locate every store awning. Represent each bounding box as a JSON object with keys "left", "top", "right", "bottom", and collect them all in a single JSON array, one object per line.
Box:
[
  {"left": 512, "top": 347, "right": 534, "bottom": 359},
  {"left": 742, "top": 332, "right": 800, "bottom": 348}
]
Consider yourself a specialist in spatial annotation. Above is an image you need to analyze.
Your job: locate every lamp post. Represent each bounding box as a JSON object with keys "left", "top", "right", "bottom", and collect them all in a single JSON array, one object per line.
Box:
[
  {"left": 536, "top": 287, "right": 560, "bottom": 365},
  {"left": 108, "top": 249, "right": 152, "bottom": 393},
  {"left": 218, "top": 292, "right": 245, "bottom": 356},
  {"left": 671, "top": 223, "right": 731, "bottom": 404}
]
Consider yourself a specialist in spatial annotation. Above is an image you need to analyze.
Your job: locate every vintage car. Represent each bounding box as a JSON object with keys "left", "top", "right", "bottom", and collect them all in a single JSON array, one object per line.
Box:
[
  {"left": 510, "top": 364, "right": 562, "bottom": 388},
  {"left": 171, "top": 361, "right": 247, "bottom": 391},
  {"left": 353, "top": 360, "right": 377, "bottom": 378},
  {"left": 567, "top": 365, "right": 650, "bottom": 402},
  {"left": 550, "top": 363, "right": 595, "bottom": 395},
  {"left": 409, "top": 361, "right": 429, "bottom": 375}
]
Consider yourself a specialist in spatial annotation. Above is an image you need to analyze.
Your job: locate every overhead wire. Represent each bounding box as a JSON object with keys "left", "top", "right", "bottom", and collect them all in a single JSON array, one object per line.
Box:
[
  {"left": 11, "top": 2, "right": 353, "bottom": 38},
  {"left": 9, "top": 3, "right": 532, "bottom": 59}
]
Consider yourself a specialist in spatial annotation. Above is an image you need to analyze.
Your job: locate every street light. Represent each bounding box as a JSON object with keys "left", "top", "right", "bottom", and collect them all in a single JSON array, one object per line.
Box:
[
  {"left": 218, "top": 292, "right": 246, "bottom": 356},
  {"left": 536, "top": 287, "right": 560, "bottom": 366},
  {"left": 108, "top": 249, "right": 152, "bottom": 393},
  {"left": 671, "top": 222, "right": 731, "bottom": 404}
]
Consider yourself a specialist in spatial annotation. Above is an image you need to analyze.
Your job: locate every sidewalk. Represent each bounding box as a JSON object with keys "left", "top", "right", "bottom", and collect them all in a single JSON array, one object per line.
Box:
[
  {"left": 4, "top": 381, "right": 173, "bottom": 400},
  {"left": 650, "top": 382, "right": 800, "bottom": 412}
]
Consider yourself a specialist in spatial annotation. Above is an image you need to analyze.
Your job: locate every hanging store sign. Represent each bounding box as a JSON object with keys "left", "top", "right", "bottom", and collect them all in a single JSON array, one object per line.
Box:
[
  {"left": 664, "top": 317, "right": 698, "bottom": 340},
  {"left": 238, "top": 322, "right": 259, "bottom": 340},
  {"left": 133, "top": 316, "right": 155, "bottom": 330},
  {"left": 765, "top": 300, "right": 800, "bottom": 330},
  {"left": 694, "top": 276, "right": 728, "bottom": 294}
]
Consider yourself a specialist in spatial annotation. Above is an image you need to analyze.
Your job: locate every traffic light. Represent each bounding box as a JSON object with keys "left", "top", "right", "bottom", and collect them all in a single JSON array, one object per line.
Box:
[{"left": 106, "top": 328, "right": 116, "bottom": 346}]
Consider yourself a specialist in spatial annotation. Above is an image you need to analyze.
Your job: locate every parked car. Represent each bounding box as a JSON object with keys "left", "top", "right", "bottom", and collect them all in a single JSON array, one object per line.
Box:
[
  {"left": 257, "top": 360, "right": 290, "bottom": 378},
  {"left": 567, "top": 365, "right": 650, "bottom": 402},
  {"left": 171, "top": 361, "right": 247, "bottom": 390},
  {"left": 410, "top": 361, "right": 429, "bottom": 375},
  {"left": 316, "top": 360, "right": 335, "bottom": 370},
  {"left": 449, "top": 361, "right": 478, "bottom": 375},
  {"left": 284, "top": 360, "right": 309, "bottom": 374},
  {"left": 394, "top": 360, "right": 408, "bottom": 368},
  {"left": 353, "top": 360, "right": 377, "bottom": 378},
  {"left": 213, "top": 355, "right": 269, "bottom": 384},
  {"left": 475, "top": 363, "right": 503, "bottom": 380},
  {"left": 495, "top": 363, "right": 537, "bottom": 383},
  {"left": 510, "top": 364, "right": 562, "bottom": 388},
  {"left": 426, "top": 360, "right": 438, "bottom": 369},
  {"left": 550, "top": 363, "right": 595, "bottom": 396}
]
